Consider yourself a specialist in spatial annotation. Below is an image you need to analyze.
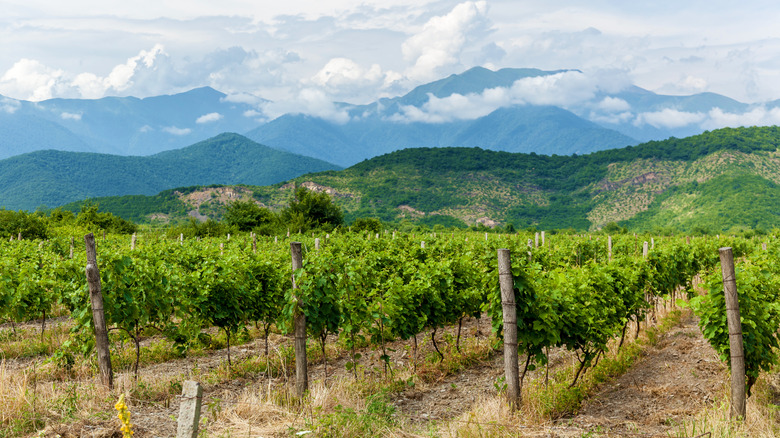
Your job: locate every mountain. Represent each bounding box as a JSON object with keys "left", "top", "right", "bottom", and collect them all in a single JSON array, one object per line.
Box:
[
  {"left": 3, "top": 66, "right": 780, "bottom": 167},
  {"left": 0, "top": 87, "right": 264, "bottom": 159},
  {"left": 246, "top": 105, "right": 635, "bottom": 167},
  {"left": 74, "top": 127, "right": 780, "bottom": 233},
  {"left": 0, "top": 133, "right": 339, "bottom": 211}
]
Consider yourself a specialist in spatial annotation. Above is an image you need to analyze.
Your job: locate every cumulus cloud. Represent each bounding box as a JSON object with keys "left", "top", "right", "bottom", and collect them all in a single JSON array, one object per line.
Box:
[
  {"left": 703, "top": 107, "right": 780, "bottom": 129},
  {"left": 391, "top": 70, "right": 607, "bottom": 123},
  {"left": 596, "top": 97, "right": 631, "bottom": 112},
  {"left": 634, "top": 109, "right": 706, "bottom": 129},
  {"left": 163, "top": 126, "right": 192, "bottom": 135},
  {"left": 60, "top": 112, "right": 82, "bottom": 121},
  {"left": 196, "top": 112, "right": 222, "bottom": 123},
  {"left": 72, "top": 45, "right": 168, "bottom": 98},
  {"left": 0, "top": 59, "right": 66, "bottom": 101},
  {"left": 0, "top": 46, "right": 169, "bottom": 101},
  {"left": 402, "top": 1, "right": 491, "bottom": 81},
  {"left": 262, "top": 87, "right": 350, "bottom": 124}
]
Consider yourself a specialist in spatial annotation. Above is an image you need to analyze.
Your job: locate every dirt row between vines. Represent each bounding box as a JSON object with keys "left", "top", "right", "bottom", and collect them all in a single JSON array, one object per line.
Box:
[{"left": 27, "top": 307, "right": 729, "bottom": 438}]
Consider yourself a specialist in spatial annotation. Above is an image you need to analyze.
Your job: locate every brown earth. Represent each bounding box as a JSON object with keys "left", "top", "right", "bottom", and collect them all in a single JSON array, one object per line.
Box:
[{"left": 19, "top": 309, "right": 727, "bottom": 438}]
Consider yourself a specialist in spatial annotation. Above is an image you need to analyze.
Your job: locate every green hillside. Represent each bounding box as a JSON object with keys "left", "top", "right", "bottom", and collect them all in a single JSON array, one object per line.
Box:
[
  {"left": 0, "top": 133, "right": 340, "bottom": 211},
  {"left": 66, "top": 126, "right": 780, "bottom": 233}
]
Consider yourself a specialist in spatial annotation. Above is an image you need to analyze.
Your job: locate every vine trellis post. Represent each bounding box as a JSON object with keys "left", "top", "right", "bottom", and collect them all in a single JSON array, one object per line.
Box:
[
  {"left": 84, "top": 233, "right": 113, "bottom": 389},
  {"left": 719, "top": 247, "right": 746, "bottom": 420},
  {"left": 497, "top": 248, "right": 519, "bottom": 409},
  {"left": 291, "top": 241, "right": 308, "bottom": 397}
]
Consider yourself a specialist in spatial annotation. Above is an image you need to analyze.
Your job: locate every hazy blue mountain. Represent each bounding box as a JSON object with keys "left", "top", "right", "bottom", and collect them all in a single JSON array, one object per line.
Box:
[
  {"left": 2, "top": 66, "right": 778, "bottom": 167},
  {"left": 0, "top": 87, "right": 265, "bottom": 158},
  {"left": 0, "top": 111, "right": 96, "bottom": 159},
  {"left": 246, "top": 104, "right": 635, "bottom": 166},
  {"left": 0, "top": 133, "right": 339, "bottom": 211}
]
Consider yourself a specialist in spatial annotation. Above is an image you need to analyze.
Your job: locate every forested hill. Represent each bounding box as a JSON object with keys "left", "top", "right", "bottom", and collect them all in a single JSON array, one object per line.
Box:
[
  {"left": 66, "top": 126, "right": 780, "bottom": 233},
  {"left": 0, "top": 133, "right": 339, "bottom": 211}
]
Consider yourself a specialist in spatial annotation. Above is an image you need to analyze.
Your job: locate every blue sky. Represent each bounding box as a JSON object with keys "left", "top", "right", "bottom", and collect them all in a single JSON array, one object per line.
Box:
[{"left": 2, "top": 0, "right": 779, "bottom": 117}]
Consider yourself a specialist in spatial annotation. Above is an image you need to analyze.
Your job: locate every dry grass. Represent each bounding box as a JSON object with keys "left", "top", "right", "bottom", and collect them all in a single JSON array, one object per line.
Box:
[{"left": 673, "top": 375, "right": 780, "bottom": 438}]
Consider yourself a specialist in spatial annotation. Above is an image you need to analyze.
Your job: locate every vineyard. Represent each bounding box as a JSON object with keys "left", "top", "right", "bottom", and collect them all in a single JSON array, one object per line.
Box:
[{"left": 1, "top": 229, "right": 780, "bottom": 437}]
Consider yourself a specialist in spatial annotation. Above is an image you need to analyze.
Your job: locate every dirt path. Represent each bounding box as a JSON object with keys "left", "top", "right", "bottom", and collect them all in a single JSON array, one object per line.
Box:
[{"left": 549, "top": 312, "right": 727, "bottom": 437}]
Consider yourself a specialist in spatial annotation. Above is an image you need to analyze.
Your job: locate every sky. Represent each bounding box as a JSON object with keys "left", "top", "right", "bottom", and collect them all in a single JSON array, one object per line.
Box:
[{"left": 2, "top": 0, "right": 780, "bottom": 119}]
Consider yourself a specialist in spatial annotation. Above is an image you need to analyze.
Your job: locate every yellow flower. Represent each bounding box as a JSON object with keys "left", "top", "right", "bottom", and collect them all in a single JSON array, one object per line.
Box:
[{"left": 115, "top": 394, "right": 134, "bottom": 437}]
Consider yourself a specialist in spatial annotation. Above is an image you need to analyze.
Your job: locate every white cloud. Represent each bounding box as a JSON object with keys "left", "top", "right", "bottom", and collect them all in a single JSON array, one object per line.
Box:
[
  {"left": 634, "top": 108, "right": 706, "bottom": 129},
  {"left": 196, "top": 112, "right": 223, "bottom": 123},
  {"left": 391, "top": 70, "right": 608, "bottom": 123},
  {"left": 703, "top": 107, "right": 780, "bottom": 129},
  {"left": 71, "top": 45, "right": 168, "bottom": 98},
  {"left": 60, "top": 112, "right": 82, "bottom": 121},
  {"left": 163, "top": 126, "right": 192, "bottom": 135},
  {"left": 222, "top": 92, "right": 265, "bottom": 105},
  {"left": 0, "top": 97, "right": 21, "bottom": 114},
  {"left": 402, "top": 1, "right": 491, "bottom": 81},
  {"left": 596, "top": 96, "right": 631, "bottom": 112},
  {"left": 139, "top": 125, "right": 153, "bottom": 133},
  {"left": 262, "top": 87, "right": 350, "bottom": 124},
  {"left": 0, "top": 59, "right": 66, "bottom": 101}
]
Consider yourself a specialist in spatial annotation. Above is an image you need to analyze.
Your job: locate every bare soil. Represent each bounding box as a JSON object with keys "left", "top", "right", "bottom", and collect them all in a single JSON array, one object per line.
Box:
[
  {"left": 547, "top": 312, "right": 726, "bottom": 437},
  {"left": 22, "top": 310, "right": 727, "bottom": 438}
]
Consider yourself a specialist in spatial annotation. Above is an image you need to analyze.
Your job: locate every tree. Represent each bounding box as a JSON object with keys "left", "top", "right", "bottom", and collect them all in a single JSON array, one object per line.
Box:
[
  {"left": 280, "top": 187, "right": 343, "bottom": 232},
  {"left": 351, "top": 217, "right": 383, "bottom": 234},
  {"left": 223, "top": 200, "right": 275, "bottom": 232}
]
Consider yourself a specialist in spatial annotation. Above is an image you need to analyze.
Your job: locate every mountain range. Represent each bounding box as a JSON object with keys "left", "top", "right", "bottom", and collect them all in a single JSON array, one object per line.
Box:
[
  {"left": 61, "top": 127, "right": 780, "bottom": 233},
  {"left": 2, "top": 66, "right": 776, "bottom": 167},
  {"left": 0, "top": 133, "right": 338, "bottom": 211}
]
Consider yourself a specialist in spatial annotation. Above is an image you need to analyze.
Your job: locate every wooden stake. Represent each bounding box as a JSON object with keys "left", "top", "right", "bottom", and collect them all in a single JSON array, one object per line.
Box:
[
  {"left": 131, "top": 233, "right": 136, "bottom": 250},
  {"left": 252, "top": 233, "right": 257, "bottom": 253},
  {"left": 291, "top": 242, "right": 308, "bottom": 397},
  {"left": 608, "top": 235, "right": 612, "bottom": 263},
  {"left": 315, "top": 237, "right": 320, "bottom": 251},
  {"left": 84, "top": 233, "right": 113, "bottom": 389},
  {"left": 498, "top": 249, "right": 519, "bottom": 409},
  {"left": 719, "top": 247, "right": 746, "bottom": 420}
]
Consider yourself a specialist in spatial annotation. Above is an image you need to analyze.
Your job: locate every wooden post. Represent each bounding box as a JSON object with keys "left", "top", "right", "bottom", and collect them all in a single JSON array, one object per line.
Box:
[
  {"left": 421, "top": 241, "right": 425, "bottom": 249},
  {"left": 131, "top": 233, "right": 137, "bottom": 250},
  {"left": 220, "top": 243, "right": 224, "bottom": 255},
  {"left": 17, "top": 232, "right": 21, "bottom": 241},
  {"left": 176, "top": 380, "right": 203, "bottom": 438},
  {"left": 275, "top": 236, "right": 278, "bottom": 244},
  {"left": 252, "top": 233, "right": 257, "bottom": 253},
  {"left": 497, "top": 249, "right": 519, "bottom": 409},
  {"left": 643, "top": 241, "right": 648, "bottom": 259},
  {"left": 314, "top": 237, "right": 320, "bottom": 251},
  {"left": 485, "top": 232, "right": 488, "bottom": 241},
  {"left": 719, "top": 247, "right": 746, "bottom": 420},
  {"left": 290, "top": 242, "right": 308, "bottom": 397},
  {"left": 762, "top": 242, "right": 767, "bottom": 251},
  {"left": 70, "top": 237, "right": 74, "bottom": 259},
  {"left": 541, "top": 231, "right": 545, "bottom": 246},
  {"left": 227, "top": 233, "right": 231, "bottom": 241},
  {"left": 651, "top": 237, "right": 655, "bottom": 249},
  {"left": 535, "top": 232, "right": 539, "bottom": 248},
  {"left": 608, "top": 235, "right": 612, "bottom": 263},
  {"left": 84, "top": 233, "right": 113, "bottom": 389}
]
